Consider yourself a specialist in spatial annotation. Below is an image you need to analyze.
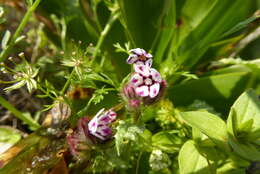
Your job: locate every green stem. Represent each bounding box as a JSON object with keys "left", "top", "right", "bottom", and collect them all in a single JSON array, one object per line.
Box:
[
  {"left": 135, "top": 151, "right": 143, "bottom": 174},
  {"left": 0, "top": 0, "right": 42, "bottom": 62},
  {"left": 91, "top": 12, "right": 120, "bottom": 65},
  {"left": 61, "top": 68, "right": 76, "bottom": 95},
  {"left": 0, "top": 95, "right": 40, "bottom": 129},
  {"left": 37, "top": 84, "right": 57, "bottom": 101}
]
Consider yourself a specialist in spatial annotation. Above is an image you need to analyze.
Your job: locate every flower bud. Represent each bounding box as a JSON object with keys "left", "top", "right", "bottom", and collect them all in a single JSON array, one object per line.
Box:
[
  {"left": 67, "top": 108, "right": 117, "bottom": 159},
  {"left": 127, "top": 48, "right": 153, "bottom": 67},
  {"left": 88, "top": 108, "right": 117, "bottom": 140}
]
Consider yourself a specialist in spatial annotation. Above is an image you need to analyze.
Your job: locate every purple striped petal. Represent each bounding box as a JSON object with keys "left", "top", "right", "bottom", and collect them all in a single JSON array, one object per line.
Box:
[
  {"left": 150, "top": 68, "right": 162, "bottom": 83},
  {"left": 100, "top": 127, "right": 112, "bottom": 136},
  {"left": 134, "top": 64, "right": 150, "bottom": 77},
  {"left": 88, "top": 117, "right": 98, "bottom": 132},
  {"left": 145, "top": 59, "right": 153, "bottom": 67},
  {"left": 127, "top": 54, "right": 138, "bottom": 64},
  {"left": 135, "top": 85, "right": 149, "bottom": 97},
  {"left": 145, "top": 53, "right": 153, "bottom": 58},
  {"left": 130, "top": 48, "right": 145, "bottom": 55},
  {"left": 130, "top": 73, "right": 143, "bottom": 87},
  {"left": 90, "top": 131, "right": 106, "bottom": 140},
  {"left": 106, "top": 110, "right": 117, "bottom": 122},
  {"left": 149, "top": 83, "right": 160, "bottom": 98}
]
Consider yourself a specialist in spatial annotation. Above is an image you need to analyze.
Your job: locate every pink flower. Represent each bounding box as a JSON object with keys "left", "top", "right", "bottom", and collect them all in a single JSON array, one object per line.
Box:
[
  {"left": 67, "top": 117, "right": 93, "bottom": 158},
  {"left": 130, "top": 64, "right": 162, "bottom": 98},
  {"left": 88, "top": 108, "right": 117, "bottom": 140},
  {"left": 127, "top": 48, "right": 153, "bottom": 67}
]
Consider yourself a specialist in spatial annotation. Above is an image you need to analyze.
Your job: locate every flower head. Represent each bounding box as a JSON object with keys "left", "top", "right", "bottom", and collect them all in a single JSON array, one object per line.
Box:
[
  {"left": 127, "top": 48, "right": 153, "bottom": 67},
  {"left": 67, "top": 109, "right": 117, "bottom": 158},
  {"left": 67, "top": 117, "right": 93, "bottom": 159},
  {"left": 88, "top": 108, "right": 117, "bottom": 140},
  {"left": 130, "top": 64, "right": 162, "bottom": 98}
]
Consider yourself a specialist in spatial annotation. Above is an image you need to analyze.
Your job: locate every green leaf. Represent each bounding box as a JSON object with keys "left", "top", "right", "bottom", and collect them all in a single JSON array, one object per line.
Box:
[
  {"left": 152, "top": 131, "right": 182, "bottom": 153},
  {"left": 14, "top": 35, "right": 26, "bottom": 44},
  {"left": 118, "top": 0, "right": 170, "bottom": 49},
  {"left": 227, "top": 89, "right": 260, "bottom": 135},
  {"left": 228, "top": 136, "right": 260, "bottom": 161},
  {"left": 173, "top": 0, "right": 254, "bottom": 68},
  {"left": 180, "top": 111, "right": 228, "bottom": 149},
  {"left": 227, "top": 89, "right": 260, "bottom": 161},
  {"left": 153, "top": 0, "right": 176, "bottom": 64},
  {"left": 1, "top": 30, "right": 11, "bottom": 50},
  {"left": 178, "top": 140, "right": 214, "bottom": 174},
  {"left": 0, "top": 129, "right": 66, "bottom": 173},
  {"left": 0, "top": 127, "right": 21, "bottom": 154},
  {"left": 169, "top": 71, "right": 251, "bottom": 115},
  {"left": 221, "top": 13, "right": 260, "bottom": 38}
]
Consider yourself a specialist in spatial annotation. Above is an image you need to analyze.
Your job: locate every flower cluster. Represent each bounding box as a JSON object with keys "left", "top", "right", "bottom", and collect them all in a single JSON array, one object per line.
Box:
[
  {"left": 88, "top": 108, "right": 117, "bottom": 140},
  {"left": 67, "top": 108, "right": 117, "bottom": 158},
  {"left": 124, "top": 48, "right": 166, "bottom": 107}
]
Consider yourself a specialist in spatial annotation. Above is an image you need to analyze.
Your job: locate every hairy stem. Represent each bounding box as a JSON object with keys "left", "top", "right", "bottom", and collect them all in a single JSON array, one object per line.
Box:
[
  {"left": 0, "top": 0, "right": 42, "bottom": 62},
  {"left": 0, "top": 95, "right": 40, "bottom": 129}
]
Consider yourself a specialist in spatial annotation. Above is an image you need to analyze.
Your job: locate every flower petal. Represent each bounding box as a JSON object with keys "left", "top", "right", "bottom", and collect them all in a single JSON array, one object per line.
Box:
[
  {"left": 130, "top": 48, "right": 145, "bottom": 55},
  {"left": 145, "top": 59, "right": 153, "bottom": 67},
  {"left": 95, "top": 108, "right": 105, "bottom": 118},
  {"left": 130, "top": 73, "right": 143, "bottom": 87},
  {"left": 127, "top": 54, "right": 138, "bottom": 64},
  {"left": 98, "top": 114, "right": 112, "bottom": 124},
  {"left": 150, "top": 68, "right": 162, "bottom": 83},
  {"left": 100, "top": 126, "right": 112, "bottom": 136},
  {"left": 144, "top": 53, "right": 153, "bottom": 58},
  {"left": 88, "top": 117, "right": 98, "bottom": 132},
  {"left": 106, "top": 110, "right": 117, "bottom": 122},
  {"left": 135, "top": 85, "right": 149, "bottom": 97},
  {"left": 134, "top": 64, "right": 150, "bottom": 77},
  {"left": 149, "top": 83, "right": 160, "bottom": 98},
  {"left": 135, "top": 61, "right": 145, "bottom": 66},
  {"left": 90, "top": 131, "right": 106, "bottom": 140}
]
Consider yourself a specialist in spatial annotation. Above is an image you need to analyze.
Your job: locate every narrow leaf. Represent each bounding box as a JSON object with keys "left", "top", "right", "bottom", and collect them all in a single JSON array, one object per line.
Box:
[{"left": 1, "top": 30, "right": 11, "bottom": 50}]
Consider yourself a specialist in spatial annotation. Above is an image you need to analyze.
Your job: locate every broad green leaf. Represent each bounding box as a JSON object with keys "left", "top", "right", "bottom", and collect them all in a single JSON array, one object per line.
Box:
[
  {"left": 152, "top": 131, "right": 183, "bottom": 153},
  {"left": 178, "top": 140, "right": 214, "bottom": 174},
  {"left": 180, "top": 111, "right": 228, "bottom": 149},
  {"left": 227, "top": 90, "right": 260, "bottom": 161},
  {"left": 228, "top": 136, "right": 260, "bottom": 161},
  {"left": 169, "top": 72, "right": 251, "bottom": 115},
  {"left": 227, "top": 89, "right": 260, "bottom": 135}
]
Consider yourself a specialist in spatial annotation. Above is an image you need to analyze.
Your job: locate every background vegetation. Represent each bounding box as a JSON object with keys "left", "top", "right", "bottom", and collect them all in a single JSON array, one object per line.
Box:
[{"left": 0, "top": 0, "right": 260, "bottom": 173}]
